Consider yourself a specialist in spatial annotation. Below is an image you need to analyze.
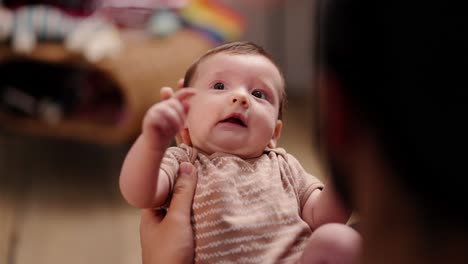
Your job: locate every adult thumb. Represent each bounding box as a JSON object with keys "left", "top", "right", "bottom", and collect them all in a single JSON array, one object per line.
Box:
[{"left": 167, "top": 162, "right": 197, "bottom": 223}]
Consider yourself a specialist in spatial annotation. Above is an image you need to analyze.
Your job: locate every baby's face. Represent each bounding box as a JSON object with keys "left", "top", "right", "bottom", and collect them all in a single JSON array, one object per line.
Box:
[{"left": 186, "top": 53, "right": 283, "bottom": 158}]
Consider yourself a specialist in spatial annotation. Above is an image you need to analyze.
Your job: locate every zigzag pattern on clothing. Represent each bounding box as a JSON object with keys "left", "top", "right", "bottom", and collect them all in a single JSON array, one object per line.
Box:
[{"left": 162, "top": 145, "right": 323, "bottom": 263}]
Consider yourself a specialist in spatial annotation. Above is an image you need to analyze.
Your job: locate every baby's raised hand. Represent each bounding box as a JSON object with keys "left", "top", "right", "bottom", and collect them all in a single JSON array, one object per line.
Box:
[{"left": 142, "top": 88, "right": 195, "bottom": 151}]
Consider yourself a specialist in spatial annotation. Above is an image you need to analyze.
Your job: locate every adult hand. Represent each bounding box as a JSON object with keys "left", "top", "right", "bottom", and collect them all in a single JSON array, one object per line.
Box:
[{"left": 140, "top": 162, "right": 197, "bottom": 264}]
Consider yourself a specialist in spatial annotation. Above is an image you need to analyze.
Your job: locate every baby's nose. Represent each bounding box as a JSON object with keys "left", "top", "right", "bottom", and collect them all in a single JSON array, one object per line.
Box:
[{"left": 232, "top": 95, "right": 249, "bottom": 108}]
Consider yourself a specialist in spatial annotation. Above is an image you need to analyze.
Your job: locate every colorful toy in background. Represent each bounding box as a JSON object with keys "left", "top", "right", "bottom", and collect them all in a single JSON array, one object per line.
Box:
[
  {"left": 0, "top": 3, "right": 123, "bottom": 62},
  {"left": 0, "top": 0, "right": 245, "bottom": 61},
  {"left": 98, "top": 0, "right": 245, "bottom": 44},
  {"left": 179, "top": 0, "right": 245, "bottom": 44}
]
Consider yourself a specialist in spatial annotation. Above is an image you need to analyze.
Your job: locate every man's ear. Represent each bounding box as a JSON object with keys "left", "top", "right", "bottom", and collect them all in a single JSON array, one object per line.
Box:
[{"left": 268, "top": 120, "right": 283, "bottom": 148}]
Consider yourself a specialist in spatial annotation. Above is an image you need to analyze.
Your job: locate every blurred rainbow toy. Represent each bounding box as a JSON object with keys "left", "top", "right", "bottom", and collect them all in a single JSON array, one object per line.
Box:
[{"left": 179, "top": 0, "right": 245, "bottom": 43}]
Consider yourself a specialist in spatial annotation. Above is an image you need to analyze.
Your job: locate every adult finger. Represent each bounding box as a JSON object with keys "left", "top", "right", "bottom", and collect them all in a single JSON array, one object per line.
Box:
[
  {"left": 140, "top": 208, "right": 164, "bottom": 226},
  {"left": 167, "top": 162, "right": 198, "bottom": 225}
]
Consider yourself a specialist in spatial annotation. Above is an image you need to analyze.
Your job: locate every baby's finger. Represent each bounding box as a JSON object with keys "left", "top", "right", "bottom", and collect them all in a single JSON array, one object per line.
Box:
[
  {"left": 161, "top": 107, "right": 185, "bottom": 134},
  {"left": 178, "top": 78, "right": 185, "bottom": 89},
  {"left": 160, "top": 85, "right": 186, "bottom": 146},
  {"left": 173, "top": 88, "right": 196, "bottom": 101},
  {"left": 165, "top": 98, "right": 187, "bottom": 122},
  {"left": 160, "top": 87, "right": 174, "bottom": 101},
  {"left": 173, "top": 88, "right": 196, "bottom": 113}
]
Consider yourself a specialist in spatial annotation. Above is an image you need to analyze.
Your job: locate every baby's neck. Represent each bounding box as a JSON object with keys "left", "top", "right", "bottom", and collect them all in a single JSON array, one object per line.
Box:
[{"left": 187, "top": 143, "right": 268, "bottom": 160}]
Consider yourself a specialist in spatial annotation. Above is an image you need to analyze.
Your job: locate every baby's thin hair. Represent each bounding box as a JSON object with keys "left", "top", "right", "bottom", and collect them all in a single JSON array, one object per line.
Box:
[{"left": 183, "top": 41, "right": 286, "bottom": 120}]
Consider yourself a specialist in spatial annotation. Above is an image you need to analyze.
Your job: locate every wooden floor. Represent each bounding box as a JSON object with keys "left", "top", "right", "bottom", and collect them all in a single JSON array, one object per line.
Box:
[{"left": 0, "top": 95, "right": 325, "bottom": 264}]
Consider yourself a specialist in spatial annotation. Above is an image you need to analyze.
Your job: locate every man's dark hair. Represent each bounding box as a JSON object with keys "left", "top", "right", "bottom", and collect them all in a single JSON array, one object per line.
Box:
[{"left": 317, "top": 0, "right": 468, "bottom": 229}]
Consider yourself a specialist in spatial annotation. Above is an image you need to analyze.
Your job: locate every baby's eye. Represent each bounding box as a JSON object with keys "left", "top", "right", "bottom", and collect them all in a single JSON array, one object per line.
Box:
[
  {"left": 252, "top": 90, "right": 266, "bottom": 99},
  {"left": 213, "top": 82, "right": 225, "bottom": 90}
]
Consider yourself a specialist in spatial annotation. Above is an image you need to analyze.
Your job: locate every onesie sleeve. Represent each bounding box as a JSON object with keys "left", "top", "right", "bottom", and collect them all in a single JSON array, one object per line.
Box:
[
  {"left": 284, "top": 153, "right": 324, "bottom": 210},
  {"left": 159, "top": 145, "right": 193, "bottom": 195}
]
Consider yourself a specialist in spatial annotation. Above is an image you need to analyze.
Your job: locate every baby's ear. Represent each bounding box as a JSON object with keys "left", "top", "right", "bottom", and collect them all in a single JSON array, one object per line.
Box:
[{"left": 268, "top": 120, "right": 283, "bottom": 148}]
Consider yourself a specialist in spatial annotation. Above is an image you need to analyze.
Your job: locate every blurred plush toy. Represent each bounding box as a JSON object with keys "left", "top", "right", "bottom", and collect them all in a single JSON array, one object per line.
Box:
[
  {"left": 143, "top": 0, "right": 245, "bottom": 42},
  {"left": 146, "top": 9, "right": 181, "bottom": 37},
  {"left": 0, "top": 4, "right": 123, "bottom": 62},
  {"left": 97, "top": 0, "right": 186, "bottom": 35},
  {"left": 65, "top": 15, "right": 123, "bottom": 62},
  {"left": 96, "top": 0, "right": 244, "bottom": 43}
]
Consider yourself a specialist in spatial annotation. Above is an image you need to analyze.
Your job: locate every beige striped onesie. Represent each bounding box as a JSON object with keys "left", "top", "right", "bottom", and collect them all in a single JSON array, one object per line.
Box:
[{"left": 161, "top": 144, "right": 324, "bottom": 263}]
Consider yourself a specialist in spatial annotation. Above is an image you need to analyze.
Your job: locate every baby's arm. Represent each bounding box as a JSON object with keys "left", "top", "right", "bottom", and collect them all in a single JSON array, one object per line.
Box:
[
  {"left": 302, "top": 180, "right": 352, "bottom": 230},
  {"left": 119, "top": 89, "right": 195, "bottom": 208}
]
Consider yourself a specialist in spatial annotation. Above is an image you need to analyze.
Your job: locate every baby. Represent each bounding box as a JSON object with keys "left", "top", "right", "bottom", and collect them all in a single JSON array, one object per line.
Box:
[{"left": 120, "top": 42, "right": 360, "bottom": 263}]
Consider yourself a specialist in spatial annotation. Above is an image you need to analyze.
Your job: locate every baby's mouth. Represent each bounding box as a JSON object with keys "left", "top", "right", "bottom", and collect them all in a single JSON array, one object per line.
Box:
[{"left": 220, "top": 116, "right": 247, "bottom": 127}]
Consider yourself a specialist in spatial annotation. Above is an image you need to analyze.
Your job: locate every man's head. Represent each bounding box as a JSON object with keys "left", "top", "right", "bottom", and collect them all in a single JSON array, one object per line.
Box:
[
  {"left": 182, "top": 42, "right": 285, "bottom": 158},
  {"left": 316, "top": 0, "right": 468, "bottom": 229}
]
